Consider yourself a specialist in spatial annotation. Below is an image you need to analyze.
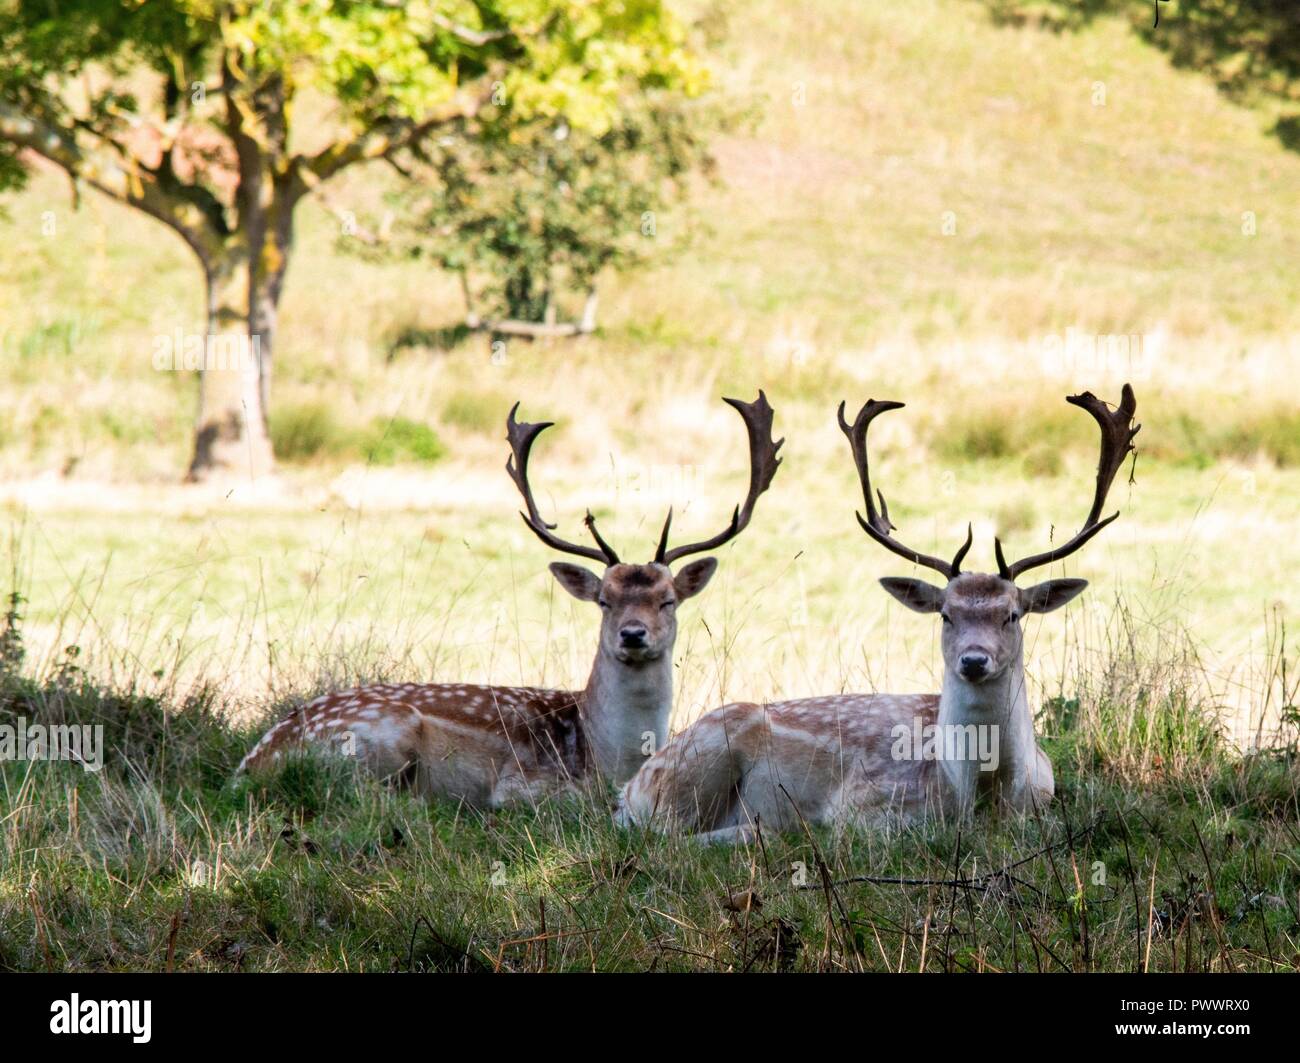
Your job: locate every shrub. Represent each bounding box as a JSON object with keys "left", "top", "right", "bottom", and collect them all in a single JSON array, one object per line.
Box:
[
  {"left": 270, "top": 403, "right": 354, "bottom": 462},
  {"left": 1218, "top": 409, "right": 1300, "bottom": 468},
  {"left": 362, "top": 417, "right": 445, "bottom": 466},
  {"left": 441, "top": 391, "right": 510, "bottom": 436}
]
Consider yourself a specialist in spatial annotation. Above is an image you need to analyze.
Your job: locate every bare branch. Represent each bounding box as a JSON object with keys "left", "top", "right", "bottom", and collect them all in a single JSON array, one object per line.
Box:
[
  {"left": 293, "top": 81, "right": 497, "bottom": 192},
  {"left": 431, "top": 13, "right": 513, "bottom": 46}
]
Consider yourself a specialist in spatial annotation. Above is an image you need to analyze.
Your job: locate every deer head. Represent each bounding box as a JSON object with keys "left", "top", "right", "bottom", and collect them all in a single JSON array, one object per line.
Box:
[
  {"left": 840, "top": 385, "right": 1139, "bottom": 686},
  {"left": 506, "top": 393, "right": 783, "bottom": 667}
]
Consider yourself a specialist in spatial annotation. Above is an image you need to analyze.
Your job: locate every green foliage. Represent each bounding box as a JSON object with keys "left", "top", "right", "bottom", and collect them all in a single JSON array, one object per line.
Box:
[
  {"left": 440, "top": 389, "right": 511, "bottom": 435},
  {"left": 0, "top": 1, "right": 704, "bottom": 143},
  {"left": 979, "top": 0, "right": 1116, "bottom": 33},
  {"left": 270, "top": 404, "right": 444, "bottom": 465},
  {"left": 0, "top": 141, "right": 26, "bottom": 198},
  {"left": 0, "top": 590, "right": 24, "bottom": 676},
  {"left": 362, "top": 416, "right": 445, "bottom": 466},
  {"left": 269, "top": 402, "right": 353, "bottom": 462},
  {"left": 0, "top": 0, "right": 706, "bottom": 475},
  {"left": 376, "top": 90, "right": 730, "bottom": 323},
  {"left": 1141, "top": 2, "right": 1300, "bottom": 107}
]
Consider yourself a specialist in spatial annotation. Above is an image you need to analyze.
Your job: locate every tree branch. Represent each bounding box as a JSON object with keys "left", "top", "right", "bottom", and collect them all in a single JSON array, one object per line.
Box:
[
  {"left": 430, "top": 12, "right": 513, "bottom": 47},
  {"left": 292, "top": 81, "right": 497, "bottom": 192},
  {"left": 370, "top": 1, "right": 515, "bottom": 46},
  {"left": 0, "top": 102, "right": 221, "bottom": 262}
]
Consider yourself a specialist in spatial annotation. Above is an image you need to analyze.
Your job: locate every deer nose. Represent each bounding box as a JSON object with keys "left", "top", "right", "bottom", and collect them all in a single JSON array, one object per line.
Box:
[
  {"left": 619, "top": 624, "right": 648, "bottom": 647},
  {"left": 959, "top": 653, "right": 990, "bottom": 681}
]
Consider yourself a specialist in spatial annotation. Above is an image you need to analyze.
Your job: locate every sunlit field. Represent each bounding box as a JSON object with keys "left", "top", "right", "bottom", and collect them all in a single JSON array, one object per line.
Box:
[{"left": 1, "top": 0, "right": 1298, "bottom": 972}]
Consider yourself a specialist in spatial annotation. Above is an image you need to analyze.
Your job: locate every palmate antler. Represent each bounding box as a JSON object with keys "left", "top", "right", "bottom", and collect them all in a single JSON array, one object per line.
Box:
[
  {"left": 838, "top": 385, "right": 1139, "bottom": 583},
  {"left": 995, "top": 383, "right": 1140, "bottom": 581},
  {"left": 506, "top": 392, "right": 783, "bottom": 568},
  {"left": 655, "top": 391, "right": 784, "bottom": 566},
  {"left": 838, "top": 398, "right": 973, "bottom": 581},
  {"left": 506, "top": 403, "right": 621, "bottom": 565}
]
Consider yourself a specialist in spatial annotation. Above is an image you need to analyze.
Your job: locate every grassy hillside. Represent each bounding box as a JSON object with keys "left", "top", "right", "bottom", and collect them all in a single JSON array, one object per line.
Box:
[
  {"left": 3, "top": 0, "right": 1300, "bottom": 476},
  {"left": 0, "top": 0, "right": 1298, "bottom": 972},
  {"left": 0, "top": 0, "right": 1295, "bottom": 722}
]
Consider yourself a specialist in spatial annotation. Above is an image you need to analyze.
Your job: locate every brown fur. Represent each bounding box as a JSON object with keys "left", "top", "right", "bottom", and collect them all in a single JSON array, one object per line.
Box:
[
  {"left": 238, "top": 560, "right": 717, "bottom": 807},
  {"left": 618, "top": 693, "right": 947, "bottom": 838},
  {"left": 238, "top": 683, "right": 590, "bottom": 805}
]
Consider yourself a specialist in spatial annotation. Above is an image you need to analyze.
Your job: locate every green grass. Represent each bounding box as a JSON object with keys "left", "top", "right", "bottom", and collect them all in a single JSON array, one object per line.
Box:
[
  {"left": 2, "top": 650, "right": 1296, "bottom": 973},
  {"left": 1218, "top": 409, "right": 1300, "bottom": 469},
  {"left": 270, "top": 404, "right": 444, "bottom": 466},
  {"left": 440, "top": 389, "right": 515, "bottom": 436},
  {"left": 2, "top": 0, "right": 1300, "bottom": 972},
  {"left": 270, "top": 403, "right": 355, "bottom": 463},
  {"left": 0, "top": 570, "right": 1296, "bottom": 973},
  {"left": 363, "top": 417, "right": 445, "bottom": 466},
  {"left": 4, "top": 0, "right": 1300, "bottom": 481}
]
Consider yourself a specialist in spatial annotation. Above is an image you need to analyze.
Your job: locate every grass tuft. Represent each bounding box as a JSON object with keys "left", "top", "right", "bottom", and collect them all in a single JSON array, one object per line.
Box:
[
  {"left": 270, "top": 402, "right": 354, "bottom": 463},
  {"left": 269, "top": 406, "right": 444, "bottom": 466}
]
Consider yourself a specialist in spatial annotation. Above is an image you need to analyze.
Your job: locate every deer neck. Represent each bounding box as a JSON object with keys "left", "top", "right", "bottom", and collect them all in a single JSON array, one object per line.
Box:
[
  {"left": 580, "top": 646, "right": 674, "bottom": 786},
  {"left": 935, "top": 646, "right": 1039, "bottom": 809}
]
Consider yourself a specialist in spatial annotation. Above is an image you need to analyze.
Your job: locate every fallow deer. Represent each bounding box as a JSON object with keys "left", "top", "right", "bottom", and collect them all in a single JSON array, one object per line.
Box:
[
  {"left": 617, "top": 385, "right": 1139, "bottom": 843},
  {"left": 238, "top": 394, "right": 783, "bottom": 808}
]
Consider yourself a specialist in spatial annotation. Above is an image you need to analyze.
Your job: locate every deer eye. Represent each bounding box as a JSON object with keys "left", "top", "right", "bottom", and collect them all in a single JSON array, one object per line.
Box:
[
  {"left": 1004, "top": 614, "right": 1018, "bottom": 626},
  {"left": 597, "top": 599, "right": 611, "bottom": 610},
  {"left": 660, "top": 599, "right": 676, "bottom": 611},
  {"left": 940, "top": 613, "right": 952, "bottom": 625}
]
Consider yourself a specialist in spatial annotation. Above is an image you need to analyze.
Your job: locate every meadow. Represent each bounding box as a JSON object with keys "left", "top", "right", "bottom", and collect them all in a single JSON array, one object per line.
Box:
[{"left": 0, "top": 0, "right": 1298, "bottom": 971}]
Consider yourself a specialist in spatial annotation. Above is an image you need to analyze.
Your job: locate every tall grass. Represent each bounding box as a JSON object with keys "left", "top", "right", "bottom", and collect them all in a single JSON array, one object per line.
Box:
[
  {"left": 1, "top": 0, "right": 1298, "bottom": 971},
  {"left": 1, "top": 576, "right": 1297, "bottom": 973}
]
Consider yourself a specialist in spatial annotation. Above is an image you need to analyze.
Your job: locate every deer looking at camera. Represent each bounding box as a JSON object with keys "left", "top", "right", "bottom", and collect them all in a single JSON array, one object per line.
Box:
[
  {"left": 239, "top": 394, "right": 782, "bottom": 807},
  {"left": 618, "top": 385, "right": 1138, "bottom": 843}
]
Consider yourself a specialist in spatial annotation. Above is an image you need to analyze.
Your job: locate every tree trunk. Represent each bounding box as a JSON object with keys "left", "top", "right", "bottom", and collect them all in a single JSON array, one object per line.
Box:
[
  {"left": 579, "top": 289, "right": 599, "bottom": 333},
  {"left": 187, "top": 254, "right": 275, "bottom": 482},
  {"left": 250, "top": 188, "right": 294, "bottom": 440}
]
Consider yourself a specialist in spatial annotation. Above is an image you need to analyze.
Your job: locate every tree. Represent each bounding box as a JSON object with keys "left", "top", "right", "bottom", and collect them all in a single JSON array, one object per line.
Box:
[
  {"left": 0, "top": 1, "right": 703, "bottom": 479},
  {"left": 1137, "top": 4, "right": 1300, "bottom": 124},
  {"left": 371, "top": 90, "right": 726, "bottom": 336}
]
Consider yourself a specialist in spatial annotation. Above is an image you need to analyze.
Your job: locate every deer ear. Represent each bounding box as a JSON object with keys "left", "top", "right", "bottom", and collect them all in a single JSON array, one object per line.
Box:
[
  {"left": 549, "top": 562, "right": 602, "bottom": 602},
  {"left": 672, "top": 557, "right": 718, "bottom": 601},
  {"left": 1020, "top": 578, "right": 1088, "bottom": 614},
  {"left": 879, "top": 577, "right": 945, "bottom": 614}
]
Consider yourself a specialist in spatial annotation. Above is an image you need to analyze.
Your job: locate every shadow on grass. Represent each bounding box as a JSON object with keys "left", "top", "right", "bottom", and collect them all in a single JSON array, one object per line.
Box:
[{"left": 1, "top": 597, "right": 1297, "bottom": 972}]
